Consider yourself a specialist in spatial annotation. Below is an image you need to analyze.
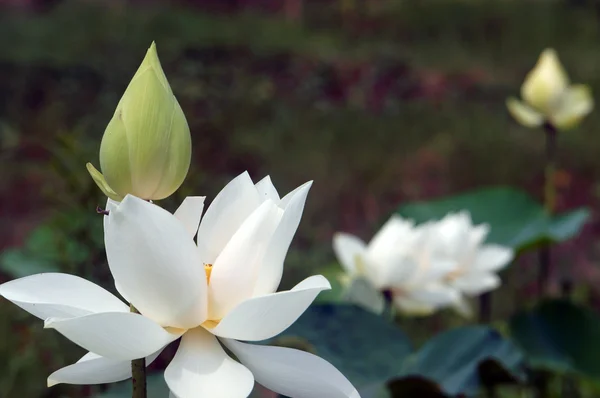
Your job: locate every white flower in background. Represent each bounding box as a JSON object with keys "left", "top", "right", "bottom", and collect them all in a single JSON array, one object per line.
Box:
[
  {"left": 0, "top": 172, "right": 360, "bottom": 398},
  {"left": 506, "top": 48, "right": 593, "bottom": 131},
  {"left": 333, "top": 215, "right": 461, "bottom": 316},
  {"left": 429, "top": 211, "right": 514, "bottom": 315}
]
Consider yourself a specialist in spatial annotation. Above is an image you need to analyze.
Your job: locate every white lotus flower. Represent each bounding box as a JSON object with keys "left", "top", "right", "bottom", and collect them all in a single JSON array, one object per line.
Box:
[
  {"left": 429, "top": 211, "right": 514, "bottom": 315},
  {"left": 0, "top": 172, "right": 360, "bottom": 398},
  {"left": 333, "top": 215, "right": 461, "bottom": 316}
]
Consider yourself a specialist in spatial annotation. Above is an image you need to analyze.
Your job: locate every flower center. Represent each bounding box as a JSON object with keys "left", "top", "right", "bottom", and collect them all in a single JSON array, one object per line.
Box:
[{"left": 204, "top": 263, "right": 213, "bottom": 284}]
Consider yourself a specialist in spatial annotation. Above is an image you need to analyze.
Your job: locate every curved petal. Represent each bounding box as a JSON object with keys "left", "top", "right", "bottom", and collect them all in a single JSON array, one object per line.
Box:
[
  {"left": 44, "top": 312, "right": 183, "bottom": 361},
  {"left": 472, "top": 244, "right": 514, "bottom": 273},
  {"left": 506, "top": 97, "right": 544, "bottom": 128},
  {"left": 223, "top": 339, "right": 360, "bottom": 398},
  {"left": 255, "top": 176, "right": 280, "bottom": 204},
  {"left": 404, "top": 283, "right": 460, "bottom": 307},
  {"left": 208, "top": 275, "right": 330, "bottom": 341},
  {"left": 103, "top": 198, "right": 120, "bottom": 233},
  {"left": 332, "top": 233, "right": 367, "bottom": 275},
  {"left": 341, "top": 277, "right": 385, "bottom": 315},
  {"left": 450, "top": 272, "right": 501, "bottom": 296},
  {"left": 367, "top": 215, "right": 415, "bottom": 261},
  {"left": 521, "top": 49, "right": 569, "bottom": 113},
  {"left": 552, "top": 84, "right": 594, "bottom": 130},
  {"left": 0, "top": 273, "right": 127, "bottom": 320},
  {"left": 409, "top": 257, "right": 458, "bottom": 286},
  {"left": 208, "top": 200, "right": 282, "bottom": 320},
  {"left": 105, "top": 195, "right": 207, "bottom": 329},
  {"left": 392, "top": 297, "right": 436, "bottom": 316},
  {"left": 165, "top": 328, "right": 254, "bottom": 398},
  {"left": 197, "top": 171, "right": 261, "bottom": 263},
  {"left": 47, "top": 347, "right": 164, "bottom": 387},
  {"left": 452, "top": 297, "right": 474, "bottom": 319},
  {"left": 433, "top": 212, "right": 473, "bottom": 258},
  {"left": 253, "top": 181, "right": 312, "bottom": 296},
  {"left": 174, "top": 196, "right": 205, "bottom": 237}
]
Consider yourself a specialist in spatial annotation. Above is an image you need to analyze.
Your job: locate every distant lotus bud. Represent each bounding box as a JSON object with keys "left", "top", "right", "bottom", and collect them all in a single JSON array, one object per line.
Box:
[
  {"left": 506, "top": 48, "right": 593, "bottom": 131},
  {"left": 87, "top": 42, "right": 191, "bottom": 201}
]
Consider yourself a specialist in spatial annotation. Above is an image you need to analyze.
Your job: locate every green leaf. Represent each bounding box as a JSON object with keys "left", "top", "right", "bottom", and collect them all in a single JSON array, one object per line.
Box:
[
  {"left": 341, "top": 276, "right": 386, "bottom": 315},
  {"left": 313, "top": 263, "right": 345, "bottom": 304},
  {"left": 509, "top": 299, "right": 600, "bottom": 379},
  {"left": 270, "top": 304, "right": 412, "bottom": 388},
  {"left": 397, "top": 187, "right": 590, "bottom": 250},
  {"left": 94, "top": 373, "right": 169, "bottom": 398},
  {"left": 0, "top": 249, "right": 59, "bottom": 278},
  {"left": 397, "top": 326, "right": 525, "bottom": 396}
]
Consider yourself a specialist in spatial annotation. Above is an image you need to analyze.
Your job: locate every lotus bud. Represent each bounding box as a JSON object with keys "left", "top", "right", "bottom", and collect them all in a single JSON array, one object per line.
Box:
[
  {"left": 87, "top": 42, "right": 191, "bottom": 201},
  {"left": 506, "top": 48, "right": 593, "bottom": 131}
]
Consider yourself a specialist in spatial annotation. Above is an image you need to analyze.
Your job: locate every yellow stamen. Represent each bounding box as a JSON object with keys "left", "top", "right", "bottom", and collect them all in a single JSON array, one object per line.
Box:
[{"left": 205, "top": 264, "right": 213, "bottom": 284}]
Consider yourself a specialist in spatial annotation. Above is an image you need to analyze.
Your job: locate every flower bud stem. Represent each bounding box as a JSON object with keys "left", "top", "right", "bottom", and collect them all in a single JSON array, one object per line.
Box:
[
  {"left": 538, "top": 122, "right": 557, "bottom": 297},
  {"left": 130, "top": 304, "right": 147, "bottom": 398}
]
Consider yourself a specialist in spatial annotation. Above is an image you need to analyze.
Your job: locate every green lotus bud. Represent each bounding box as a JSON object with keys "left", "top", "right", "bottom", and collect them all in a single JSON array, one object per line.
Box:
[
  {"left": 506, "top": 48, "right": 593, "bottom": 131},
  {"left": 87, "top": 42, "right": 191, "bottom": 201}
]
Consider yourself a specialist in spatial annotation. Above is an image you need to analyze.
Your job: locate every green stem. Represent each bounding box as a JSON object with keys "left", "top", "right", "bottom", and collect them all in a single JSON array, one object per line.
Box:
[
  {"left": 478, "top": 292, "right": 492, "bottom": 324},
  {"left": 538, "top": 123, "right": 557, "bottom": 296},
  {"left": 130, "top": 304, "right": 146, "bottom": 398}
]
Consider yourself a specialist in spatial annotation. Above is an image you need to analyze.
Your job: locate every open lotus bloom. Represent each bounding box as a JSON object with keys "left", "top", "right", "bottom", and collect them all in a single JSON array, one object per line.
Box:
[
  {"left": 506, "top": 48, "right": 593, "bottom": 130},
  {"left": 429, "top": 211, "right": 514, "bottom": 316},
  {"left": 333, "top": 216, "right": 462, "bottom": 316},
  {"left": 0, "top": 172, "right": 360, "bottom": 398}
]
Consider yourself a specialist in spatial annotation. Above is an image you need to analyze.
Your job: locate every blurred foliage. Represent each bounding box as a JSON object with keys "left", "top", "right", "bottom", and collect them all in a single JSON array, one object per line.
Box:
[
  {"left": 397, "top": 187, "right": 591, "bottom": 251},
  {"left": 2, "top": 0, "right": 600, "bottom": 397},
  {"left": 271, "top": 303, "right": 413, "bottom": 388},
  {"left": 396, "top": 326, "right": 525, "bottom": 396},
  {"left": 510, "top": 299, "right": 600, "bottom": 380}
]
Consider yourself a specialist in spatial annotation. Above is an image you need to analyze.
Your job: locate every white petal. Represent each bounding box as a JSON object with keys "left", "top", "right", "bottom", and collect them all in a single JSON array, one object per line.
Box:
[
  {"left": 451, "top": 272, "right": 501, "bottom": 296},
  {"left": 174, "top": 196, "right": 205, "bottom": 237},
  {"left": 405, "top": 283, "right": 460, "bottom": 307},
  {"left": 468, "top": 224, "right": 490, "bottom": 249},
  {"left": 408, "top": 257, "right": 457, "bottom": 286},
  {"left": 433, "top": 212, "right": 473, "bottom": 258},
  {"left": 373, "top": 256, "right": 419, "bottom": 289},
  {"left": 44, "top": 312, "right": 183, "bottom": 360},
  {"left": 279, "top": 182, "right": 312, "bottom": 209},
  {"left": 0, "top": 273, "right": 127, "bottom": 320},
  {"left": 223, "top": 339, "right": 360, "bottom": 398},
  {"left": 208, "top": 275, "right": 330, "bottom": 341},
  {"left": 197, "top": 171, "right": 262, "bottom": 263},
  {"left": 332, "top": 233, "right": 368, "bottom": 275},
  {"left": 105, "top": 195, "right": 207, "bottom": 329},
  {"left": 253, "top": 181, "right": 312, "bottom": 296},
  {"left": 255, "top": 176, "right": 280, "bottom": 204},
  {"left": 103, "top": 198, "right": 120, "bottom": 233},
  {"left": 47, "top": 347, "right": 164, "bottom": 386},
  {"left": 341, "top": 277, "right": 385, "bottom": 315},
  {"left": 452, "top": 297, "right": 474, "bottom": 319},
  {"left": 506, "top": 98, "right": 544, "bottom": 128},
  {"left": 208, "top": 200, "right": 282, "bottom": 320},
  {"left": 165, "top": 328, "right": 254, "bottom": 398},
  {"left": 552, "top": 84, "right": 594, "bottom": 130},
  {"left": 392, "top": 297, "right": 436, "bottom": 316},
  {"left": 472, "top": 244, "right": 514, "bottom": 273},
  {"left": 367, "top": 215, "right": 415, "bottom": 261}
]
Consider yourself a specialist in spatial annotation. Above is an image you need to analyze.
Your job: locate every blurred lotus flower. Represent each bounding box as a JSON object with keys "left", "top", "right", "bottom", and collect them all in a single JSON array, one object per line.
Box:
[
  {"left": 0, "top": 172, "right": 360, "bottom": 398},
  {"left": 430, "top": 211, "right": 514, "bottom": 316},
  {"left": 507, "top": 48, "right": 593, "bottom": 130},
  {"left": 87, "top": 42, "right": 191, "bottom": 201},
  {"left": 333, "top": 215, "right": 461, "bottom": 316}
]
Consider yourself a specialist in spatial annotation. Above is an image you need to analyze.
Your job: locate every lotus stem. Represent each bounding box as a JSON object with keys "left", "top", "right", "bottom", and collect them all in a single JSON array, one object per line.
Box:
[{"left": 130, "top": 304, "right": 147, "bottom": 398}]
